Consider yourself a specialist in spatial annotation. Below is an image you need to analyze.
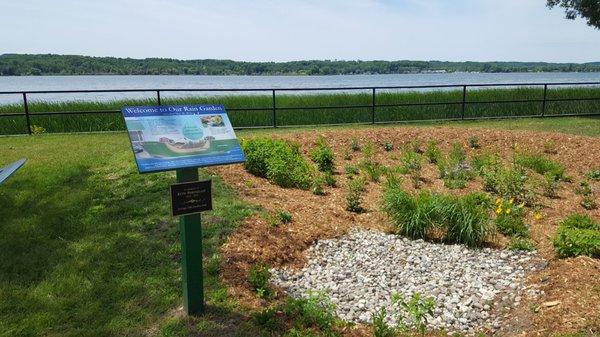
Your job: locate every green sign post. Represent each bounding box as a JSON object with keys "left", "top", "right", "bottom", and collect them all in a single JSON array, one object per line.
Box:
[
  {"left": 176, "top": 167, "right": 204, "bottom": 314},
  {"left": 122, "top": 104, "right": 245, "bottom": 316}
]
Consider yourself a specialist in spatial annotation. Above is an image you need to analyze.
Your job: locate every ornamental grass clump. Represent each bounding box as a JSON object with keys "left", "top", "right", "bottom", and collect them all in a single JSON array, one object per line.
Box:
[
  {"left": 383, "top": 181, "right": 492, "bottom": 247},
  {"left": 553, "top": 214, "right": 600, "bottom": 258},
  {"left": 242, "top": 137, "right": 313, "bottom": 189}
]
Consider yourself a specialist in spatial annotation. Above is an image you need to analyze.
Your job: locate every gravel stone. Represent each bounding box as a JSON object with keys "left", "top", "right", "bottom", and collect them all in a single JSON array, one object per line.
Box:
[{"left": 271, "top": 229, "right": 543, "bottom": 334}]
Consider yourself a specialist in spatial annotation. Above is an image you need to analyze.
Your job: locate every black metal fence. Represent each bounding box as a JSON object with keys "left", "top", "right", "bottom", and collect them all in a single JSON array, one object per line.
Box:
[{"left": 1, "top": 81, "right": 600, "bottom": 135}]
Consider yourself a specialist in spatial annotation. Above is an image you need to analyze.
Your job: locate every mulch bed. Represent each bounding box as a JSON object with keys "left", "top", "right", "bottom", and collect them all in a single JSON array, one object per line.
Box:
[{"left": 211, "top": 126, "right": 600, "bottom": 336}]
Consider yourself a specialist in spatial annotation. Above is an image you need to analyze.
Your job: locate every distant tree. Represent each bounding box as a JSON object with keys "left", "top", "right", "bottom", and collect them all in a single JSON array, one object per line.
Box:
[{"left": 547, "top": 0, "right": 600, "bottom": 29}]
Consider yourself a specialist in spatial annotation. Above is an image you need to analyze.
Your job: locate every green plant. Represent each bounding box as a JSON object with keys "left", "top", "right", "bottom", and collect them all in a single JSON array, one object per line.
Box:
[
  {"left": 472, "top": 153, "right": 501, "bottom": 174},
  {"left": 514, "top": 153, "right": 566, "bottom": 181},
  {"left": 508, "top": 237, "right": 537, "bottom": 251},
  {"left": 409, "top": 140, "right": 424, "bottom": 154},
  {"left": 482, "top": 165, "right": 527, "bottom": 201},
  {"left": 384, "top": 142, "right": 394, "bottom": 152},
  {"left": 586, "top": 169, "right": 600, "bottom": 181},
  {"left": 372, "top": 308, "right": 397, "bottom": 337},
  {"left": 345, "top": 164, "right": 360, "bottom": 178},
  {"left": 494, "top": 198, "right": 529, "bottom": 237},
  {"left": 553, "top": 214, "right": 600, "bottom": 258},
  {"left": 323, "top": 171, "right": 337, "bottom": 187},
  {"left": 360, "top": 142, "right": 385, "bottom": 182},
  {"left": 253, "top": 307, "right": 281, "bottom": 331},
  {"left": 468, "top": 136, "right": 480, "bottom": 149},
  {"left": 343, "top": 150, "right": 352, "bottom": 161},
  {"left": 541, "top": 172, "right": 560, "bottom": 198},
  {"left": 31, "top": 124, "right": 46, "bottom": 134},
  {"left": 351, "top": 138, "right": 361, "bottom": 152},
  {"left": 542, "top": 140, "right": 558, "bottom": 154},
  {"left": 242, "top": 138, "right": 313, "bottom": 189},
  {"left": 284, "top": 291, "right": 337, "bottom": 332},
  {"left": 392, "top": 293, "right": 435, "bottom": 337},
  {"left": 278, "top": 210, "right": 293, "bottom": 224},
  {"left": 581, "top": 195, "right": 597, "bottom": 210},
  {"left": 346, "top": 177, "right": 366, "bottom": 213},
  {"left": 310, "top": 136, "right": 335, "bottom": 173},
  {"left": 205, "top": 253, "right": 221, "bottom": 276},
  {"left": 575, "top": 180, "right": 593, "bottom": 196},
  {"left": 249, "top": 263, "right": 273, "bottom": 298},
  {"left": 312, "top": 176, "right": 325, "bottom": 195},
  {"left": 383, "top": 183, "right": 492, "bottom": 246},
  {"left": 401, "top": 150, "right": 423, "bottom": 188},
  {"left": 424, "top": 141, "right": 442, "bottom": 164},
  {"left": 438, "top": 143, "right": 474, "bottom": 189}
]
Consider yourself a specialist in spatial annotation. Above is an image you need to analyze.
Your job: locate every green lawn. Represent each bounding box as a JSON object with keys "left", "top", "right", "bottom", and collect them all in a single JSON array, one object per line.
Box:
[{"left": 0, "top": 117, "right": 599, "bottom": 337}]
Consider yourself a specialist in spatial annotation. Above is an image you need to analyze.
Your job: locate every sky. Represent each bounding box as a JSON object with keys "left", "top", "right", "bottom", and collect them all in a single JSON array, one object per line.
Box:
[{"left": 1, "top": 0, "right": 598, "bottom": 63}]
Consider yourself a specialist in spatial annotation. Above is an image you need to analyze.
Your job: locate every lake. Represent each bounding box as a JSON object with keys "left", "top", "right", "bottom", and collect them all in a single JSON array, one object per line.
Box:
[{"left": 1, "top": 72, "right": 599, "bottom": 105}]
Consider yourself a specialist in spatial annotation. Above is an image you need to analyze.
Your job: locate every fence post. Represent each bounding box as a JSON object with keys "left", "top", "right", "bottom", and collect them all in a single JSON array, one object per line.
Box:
[
  {"left": 371, "top": 88, "right": 376, "bottom": 124},
  {"left": 272, "top": 89, "right": 277, "bottom": 128},
  {"left": 461, "top": 85, "right": 467, "bottom": 120},
  {"left": 156, "top": 90, "right": 162, "bottom": 105},
  {"left": 541, "top": 84, "right": 547, "bottom": 117},
  {"left": 22, "top": 93, "right": 32, "bottom": 135}
]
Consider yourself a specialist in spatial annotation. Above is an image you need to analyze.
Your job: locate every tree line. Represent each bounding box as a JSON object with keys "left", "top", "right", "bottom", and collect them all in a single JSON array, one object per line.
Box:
[{"left": 1, "top": 54, "right": 599, "bottom": 76}]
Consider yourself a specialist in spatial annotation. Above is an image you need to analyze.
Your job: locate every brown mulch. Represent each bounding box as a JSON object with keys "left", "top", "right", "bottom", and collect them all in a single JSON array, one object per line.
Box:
[{"left": 211, "top": 126, "right": 600, "bottom": 336}]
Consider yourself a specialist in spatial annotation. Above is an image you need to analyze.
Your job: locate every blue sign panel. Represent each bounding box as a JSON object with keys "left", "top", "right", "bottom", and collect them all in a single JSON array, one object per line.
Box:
[
  {"left": 122, "top": 105, "right": 245, "bottom": 173},
  {"left": 0, "top": 158, "right": 26, "bottom": 184}
]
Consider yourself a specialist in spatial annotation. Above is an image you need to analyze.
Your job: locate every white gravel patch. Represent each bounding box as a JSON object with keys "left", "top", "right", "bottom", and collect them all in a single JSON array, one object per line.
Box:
[{"left": 271, "top": 229, "right": 545, "bottom": 335}]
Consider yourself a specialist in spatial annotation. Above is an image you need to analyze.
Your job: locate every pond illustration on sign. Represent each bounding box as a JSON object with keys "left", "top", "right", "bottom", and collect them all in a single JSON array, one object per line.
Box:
[{"left": 123, "top": 105, "right": 245, "bottom": 173}]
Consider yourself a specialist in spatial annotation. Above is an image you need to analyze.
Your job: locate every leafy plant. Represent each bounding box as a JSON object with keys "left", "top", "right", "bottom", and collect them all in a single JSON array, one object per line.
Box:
[
  {"left": 346, "top": 177, "right": 366, "bottom": 213},
  {"left": 344, "top": 164, "right": 360, "bottom": 178},
  {"left": 401, "top": 150, "right": 423, "bottom": 188},
  {"left": 482, "top": 165, "right": 527, "bottom": 201},
  {"left": 360, "top": 142, "right": 385, "bottom": 182},
  {"left": 311, "top": 176, "right": 325, "bottom": 195},
  {"left": 575, "top": 180, "right": 593, "bottom": 196},
  {"left": 424, "top": 141, "right": 442, "bottom": 164},
  {"left": 372, "top": 308, "right": 397, "bottom": 337},
  {"left": 343, "top": 150, "right": 352, "bottom": 161},
  {"left": 508, "top": 237, "right": 537, "bottom": 251},
  {"left": 581, "top": 196, "right": 597, "bottom": 210},
  {"left": 410, "top": 140, "right": 424, "bottom": 154},
  {"left": 586, "top": 169, "right": 600, "bottom": 181},
  {"left": 553, "top": 214, "right": 600, "bottom": 258},
  {"left": 384, "top": 142, "right": 394, "bottom": 152},
  {"left": 438, "top": 143, "right": 474, "bottom": 189},
  {"left": 323, "top": 171, "right": 337, "bottom": 187},
  {"left": 253, "top": 307, "right": 281, "bottom": 331},
  {"left": 468, "top": 136, "right": 480, "bottom": 149},
  {"left": 284, "top": 291, "right": 337, "bottom": 332},
  {"left": 543, "top": 140, "right": 558, "bottom": 154},
  {"left": 310, "top": 136, "right": 335, "bottom": 173},
  {"left": 472, "top": 152, "right": 501, "bottom": 174},
  {"left": 278, "top": 210, "right": 293, "bottom": 224},
  {"left": 514, "top": 153, "right": 566, "bottom": 181},
  {"left": 249, "top": 262, "right": 273, "bottom": 298},
  {"left": 242, "top": 137, "right": 313, "bottom": 189},
  {"left": 541, "top": 172, "right": 560, "bottom": 198},
  {"left": 494, "top": 198, "right": 529, "bottom": 237},
  {"left": 350, "top": 138, "right": 361, "bottom": 152},
  {"left": 392, "top": 293, "right": 435, "bottom": 337}
]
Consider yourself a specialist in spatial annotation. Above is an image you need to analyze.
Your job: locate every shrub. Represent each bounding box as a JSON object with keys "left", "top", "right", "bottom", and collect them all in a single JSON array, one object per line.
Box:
[
  {"left": 494, "top": 198, "right": 529, "bottom": 237},
  {"left": 242, "top": 138, "right": 313, "bottom": 189},
  {"left": 310, "top": 136, "right": 335, "bottom": 173},
  {"left": 249, "top": 263, "right": 272, "bottom": 298},
  {"left": 383, "top": 183, "right": 492, "bottom": 246},
  {"left": 284, "top": 291, "right": 337, "bottom": 331},
  {"left": 514, "top": 153, "right": 566, "bottom": 181},
  {"left": 553, "top": 214, "right": 600, "bottom": 258},
  {"left": 508, "top": 237, "right": 536, "bottom": 251},
  {"left": 468, "top": 136, "right": 480, "bottom": 149},
  {"left": 346, "top": 177, "right": 366, "bottom": 213},
  {"left": 424, "top": 141, "right": 442, "bottom": 164}
]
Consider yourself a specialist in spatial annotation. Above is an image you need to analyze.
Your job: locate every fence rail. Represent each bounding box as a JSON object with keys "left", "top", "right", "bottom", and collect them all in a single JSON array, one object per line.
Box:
[{"left": 1, "top": 81, "right": 599, "bottom": 135}]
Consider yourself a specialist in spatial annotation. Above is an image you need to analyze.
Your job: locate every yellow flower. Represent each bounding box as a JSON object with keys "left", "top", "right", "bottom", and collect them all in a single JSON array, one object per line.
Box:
[
  {"left": 534, "top": 212, "right": 543, "bottom": 221},
  {"left": 509, "top": 198, "right": 514, "bottom": 204},
  {"left": 518, "top": 202, "right": 525, "bottom": 209},
  {"left": 495, "top": 198, "right": 502, "bottom": 205},
  {"left": 496, "top": 207, "right": 503, "bottom": 215},
  {"left": 505, "top": 208, "right": 512, "bottom": 214}
]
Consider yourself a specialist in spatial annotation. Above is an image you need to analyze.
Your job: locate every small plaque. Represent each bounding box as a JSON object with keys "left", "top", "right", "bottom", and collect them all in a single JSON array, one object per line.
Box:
[{"left": 170, "top": 180, "right": 212, "bottom": 216}]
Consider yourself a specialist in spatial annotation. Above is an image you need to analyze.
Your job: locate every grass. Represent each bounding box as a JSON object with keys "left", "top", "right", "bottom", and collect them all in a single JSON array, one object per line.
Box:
[
  {"left": 1, "top": 86, "right": 599, "bottom": 135},
  {"left": 0, "top": 133, "right": 269, "bottom": 337}
]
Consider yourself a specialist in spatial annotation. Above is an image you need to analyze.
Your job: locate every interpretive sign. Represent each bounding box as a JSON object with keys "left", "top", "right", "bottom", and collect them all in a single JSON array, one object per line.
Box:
[
  {"left": 170, "top": 180, "right": 212, "bottom": 216},
  {"left": 0, "top": 158, "right": 26, "bottom": 185},
  {"left": 122, "top": 104, "right": 245, "bottom": 173}
]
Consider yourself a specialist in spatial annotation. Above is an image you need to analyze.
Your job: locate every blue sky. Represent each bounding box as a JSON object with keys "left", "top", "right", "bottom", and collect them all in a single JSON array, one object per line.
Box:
[{"left": 1, "top": 0, "right": 598, "bottom": 62}]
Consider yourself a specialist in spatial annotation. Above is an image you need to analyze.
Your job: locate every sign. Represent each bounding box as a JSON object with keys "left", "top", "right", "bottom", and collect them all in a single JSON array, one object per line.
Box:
[
  {"left": 170, "top": 180, "right": 212, "bottom": 216},
  {"left": 0, "top": 158, "right": 26, "bottom": 184},
  {"left": 122, "top": 104, "right": 245, "bottom": 173}
]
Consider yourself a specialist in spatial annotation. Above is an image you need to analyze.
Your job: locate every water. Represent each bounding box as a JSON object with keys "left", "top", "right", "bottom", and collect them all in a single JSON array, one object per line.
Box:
[{"left": 1, "top": 72, "right": 599, "bottom": 104}]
